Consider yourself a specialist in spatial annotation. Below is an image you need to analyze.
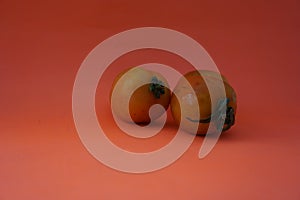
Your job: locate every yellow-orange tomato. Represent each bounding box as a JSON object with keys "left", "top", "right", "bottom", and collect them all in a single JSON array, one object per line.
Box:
[
  {"left": 110, "top": 67, "right": 171, "bottom": 124},
  {"left": 170, "top": 70, "right": 237, "bottom": 135}
]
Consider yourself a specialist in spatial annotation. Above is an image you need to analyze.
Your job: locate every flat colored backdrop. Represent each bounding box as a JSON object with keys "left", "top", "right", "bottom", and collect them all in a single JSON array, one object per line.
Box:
[{"left": 1, "top": 0, "right": 300, "bottom": 199}]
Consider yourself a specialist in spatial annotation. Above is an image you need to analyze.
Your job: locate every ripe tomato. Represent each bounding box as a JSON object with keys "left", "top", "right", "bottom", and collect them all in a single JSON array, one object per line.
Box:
[
  {"left": 110, "top": 67, "right": 171, "bottom": 124},
  {"left": 170, "top": 70, "right": 237, "bottom": 135}
]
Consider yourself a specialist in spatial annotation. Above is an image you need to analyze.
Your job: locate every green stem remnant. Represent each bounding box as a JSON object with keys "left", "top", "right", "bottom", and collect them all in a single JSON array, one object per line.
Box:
[
  {"left": 149, "top": 76, "right": 165, "bottom": 99},
  {"left": 186, "top": 98, "right": 235, "bottom": 132},
  {"left": 222, "top": 106, "right": 235, "bottom": 131}
]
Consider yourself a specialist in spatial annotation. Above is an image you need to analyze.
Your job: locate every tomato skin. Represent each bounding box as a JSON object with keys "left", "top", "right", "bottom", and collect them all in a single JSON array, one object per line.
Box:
[
  {"left": 110, "top": 67, "right": 171, "bottom": 124},
  {"left": 170, "top": 70, "right": 237, "bottom": 135},
  {"left": 184, "top": 70, "right": 229, "bottom": 84}
]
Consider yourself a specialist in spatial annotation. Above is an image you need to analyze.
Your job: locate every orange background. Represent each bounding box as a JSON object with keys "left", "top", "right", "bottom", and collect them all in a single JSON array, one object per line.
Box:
[{"left": 1, "top": 0, "right": 300, "bottom": 199}]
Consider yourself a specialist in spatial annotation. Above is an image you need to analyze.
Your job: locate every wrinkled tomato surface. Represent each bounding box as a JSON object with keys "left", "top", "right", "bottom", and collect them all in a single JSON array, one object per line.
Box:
[{"left": 171, "top": 70, "right": 237, "bottom": 135}]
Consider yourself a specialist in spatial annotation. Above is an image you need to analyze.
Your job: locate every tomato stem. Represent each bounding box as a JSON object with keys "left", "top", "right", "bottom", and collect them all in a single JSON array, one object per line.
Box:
[
  {"left": 222, "top": 107, "right": 235, "bottom": 131},
  {"left": 185, "top": 98, "right": 235, "bottom": 131},
  {"left": 149, "top": 76, "right": 165, "bottom": 99}
]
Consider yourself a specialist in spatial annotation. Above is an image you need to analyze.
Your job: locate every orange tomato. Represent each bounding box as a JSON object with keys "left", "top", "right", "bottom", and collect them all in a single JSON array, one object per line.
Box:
[
  {"left": 170, "top": 70, "right": 237, "bottom": 135},
  {"left": 110, "top": 67, "right": 171, "bottom": 124}
]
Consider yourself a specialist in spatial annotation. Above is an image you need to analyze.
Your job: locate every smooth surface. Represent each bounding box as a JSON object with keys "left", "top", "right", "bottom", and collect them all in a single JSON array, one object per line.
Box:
[{"left": 1, "top": 0, "right": 300, "bottom": 199}]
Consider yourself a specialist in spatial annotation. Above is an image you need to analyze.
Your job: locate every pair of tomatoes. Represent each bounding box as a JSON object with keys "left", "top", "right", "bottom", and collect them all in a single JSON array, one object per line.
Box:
[{"left": 110, "top": 67, "right": 237, "bottom": 135}]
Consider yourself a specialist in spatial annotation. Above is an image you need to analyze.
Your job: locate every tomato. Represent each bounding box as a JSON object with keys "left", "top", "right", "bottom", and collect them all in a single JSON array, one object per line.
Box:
[
  {"left": 110, "top": 67, "right": 171, "bottom": 124},
  {"left": 170, "top": 70, "right": 237, "bottom": 135}
]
